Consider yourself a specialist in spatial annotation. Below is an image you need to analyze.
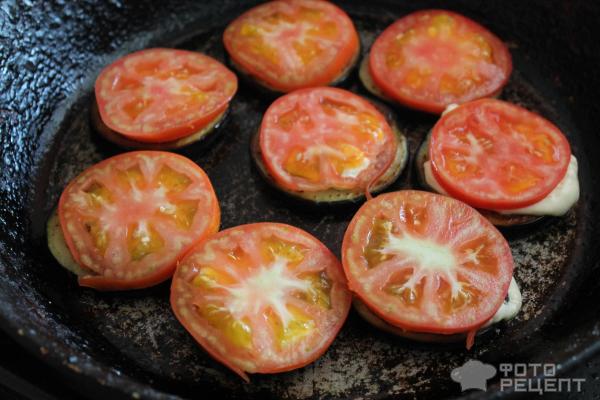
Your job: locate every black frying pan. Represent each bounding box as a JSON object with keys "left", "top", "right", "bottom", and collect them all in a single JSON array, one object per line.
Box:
[{"left": 2, "top": 1, "right": 600, "bottom": 399}]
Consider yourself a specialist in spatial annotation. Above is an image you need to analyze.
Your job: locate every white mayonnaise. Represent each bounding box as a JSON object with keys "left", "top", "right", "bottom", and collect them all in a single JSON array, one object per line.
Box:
[
  {"left": 442, "top": 103, "right": 459, "bottom": 116},
  {"left": 423, "top": 155, "right": 579, "bottom": 216},
  {"left": 484, "top": 277, "right": 522, "bottom": 327}
]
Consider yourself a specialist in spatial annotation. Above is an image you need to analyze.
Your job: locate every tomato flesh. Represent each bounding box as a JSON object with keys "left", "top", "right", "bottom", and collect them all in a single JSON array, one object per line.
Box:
[
  {"left": 429, "top": 99, "right": 571, "bottom": 210},
  {"left": 342, "top": 190, "right": 513, "bottom": 334},
  {"left": 368, "top": 10, "right": 512, "bottom": 113},
  {"left": 95, "top": 48, "right": 237, "bottom": 142},
  {"left": 59, "top": 151, "right": 220, "bottom": 290},
  {"left": 259, "top": 87, "right": 398, "bottom": 192},
  {"left": 170, "top": 223, "right": 351, "bottom": 380},
  {"left": 223, "top": 0, "right": 359, "bottom": 92}
]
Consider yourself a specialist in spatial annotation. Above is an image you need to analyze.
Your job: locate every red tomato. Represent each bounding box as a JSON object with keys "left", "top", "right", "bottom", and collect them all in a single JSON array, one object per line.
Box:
[
  {"left": 95, "top": 49, "right": 237, "bottom": 143},
  {"left": 223, "top": 0, "right": 359, "bottom": 92},
  {"left": 368, "top": 10, "right": 512, "bottom": 113},
  {"left": 342, "top": 190, "right": 514, "bottom": 335},
  {"left": 429, "top": 99, "right": 571, "bottom": 210},
  {"left": 259, "top": 87, "right": 398, "bottom": 192},
  {"left": 59, "top": 151, "right": 220, "bottom": 290},
  {"left": 170, "top": 223, "right": 351, "bottom": 380}
]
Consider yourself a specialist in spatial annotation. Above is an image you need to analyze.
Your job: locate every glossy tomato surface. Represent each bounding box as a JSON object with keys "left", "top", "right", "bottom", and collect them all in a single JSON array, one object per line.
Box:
[
  {"left": 429, "top": 99, "right": 571, "bottom": 210},
  {"left": 95, "top": 48, "right": 237, "bottom": 143},
  {"left": 171, "top": 223, "right": 351, "bottom": 380},
  {"left": 223, "top": 0, "right": 359, "bottom": 92},
  {"left": 59, "top": 151, "right": 220, "bottom": 290},
  {"left": 342, "top": 190, "right": 513, "bottom": 334},
  {"left": 259, "top": 87, "right": 398, "bottom": 192},
  {"left": 368, "top": 10, "right": 512, "bottom": 113}
]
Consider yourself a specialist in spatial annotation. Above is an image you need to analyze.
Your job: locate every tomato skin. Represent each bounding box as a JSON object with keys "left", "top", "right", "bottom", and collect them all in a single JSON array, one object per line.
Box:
[
  {"left": 352, "top": 290, "right": 490, "bottom": 336},
  {"left": 341, "top": 190, "right": 513, "bottom": 335},
  {"left": 223, "top": 0, "right": 359, "bottom": 92},
  {"left": 368, "top": 9, "right": 512, "bottom": 113},
  {"left": 95, "top": 48, "right": 237, "bottom": 143},
  {"left": 429, "top": 99, "right": 572, "bottom": 210},
  {"left": 58, "top": 151, "right": 220, "bottom": 291},
  {"left": 170, "top": 222, "right": 351, "bottom": 379}
]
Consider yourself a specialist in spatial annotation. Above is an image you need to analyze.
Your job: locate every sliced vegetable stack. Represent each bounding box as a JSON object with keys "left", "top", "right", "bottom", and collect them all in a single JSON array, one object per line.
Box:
[
  {"left": 94, "top": 48, "right": 237, "bottom": 148},
  {"left": 48, "top": 151, "right": 220, "bottom": 290},
  {"left": 223, "top": 0, "right": 360, "bottom": 93},
  {"left": 419, "top": 98, "right": 579, "bottom": 226},
  {"left": 361, "top": 10, "right": 512, "bottom": 113},
  {"left": 254, "top": 87, "right": 407, "bottom": 202},
  {"left": 342, "top": 190, "right": 518, "bottom": 347},
  {"left": 171, "top": 223, "right": 351, "bottom": 380}
]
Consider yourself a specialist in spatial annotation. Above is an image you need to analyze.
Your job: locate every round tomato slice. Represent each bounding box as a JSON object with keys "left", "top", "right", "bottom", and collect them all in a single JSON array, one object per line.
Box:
[
  {"left": 95, "top": 48, "right": 237, "bottom": 143},
  {"left": 170, "top": 223, "right": 351, "bottom": 380},
  {"left": 342, "top": 190, "right": 513, "bottom": 335},
  {"left": 58, "top": 151, "right": 220, "bottom": 290},
  {"left": 259, "top": 87, "right": 399, "bottom": 192},
  {"left": 368, "top": 10, "right": 512, "bottom": 113},
  {"left": 429, "top": 99, "right": 572, "bottom": 210},
  {"left": 223, "top": 0, "right": 359, "bottom": 92}
]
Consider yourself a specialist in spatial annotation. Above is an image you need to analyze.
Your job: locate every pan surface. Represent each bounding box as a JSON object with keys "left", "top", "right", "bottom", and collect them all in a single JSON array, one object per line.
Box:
[{"left": 1, "top": 1, "right": 600, "bottom": 399}]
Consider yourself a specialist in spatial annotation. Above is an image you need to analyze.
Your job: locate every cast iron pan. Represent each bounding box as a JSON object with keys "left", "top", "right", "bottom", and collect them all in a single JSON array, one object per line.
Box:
[{"left": 2, "top": 1, "right": 600, "bottom": 399}]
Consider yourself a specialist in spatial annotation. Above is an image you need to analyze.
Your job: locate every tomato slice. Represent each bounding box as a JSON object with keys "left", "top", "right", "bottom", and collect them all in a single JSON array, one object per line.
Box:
[
  {"left": 429, "top": 99, "right": 571, "bottom": 210},
  {"left": 342, "top": 190, "right": 513, "bottom": 334},
  {"left": 170, "top": 223, "right": 351, "bottom": 380},
  {"left": 368, "top": 10, "right": 512, "bottom": 113},
  {"left": 58, "top": 151, "right": 220, "bottom": 290},
  {"left": 223, "top": 0, "right": 359, "bottom": 92},
  {"left": 95, "top": 48, "right": 237, "bottom": 143},
  {"left": 259, "top": 87, "right": 399, "bottom": 192}
]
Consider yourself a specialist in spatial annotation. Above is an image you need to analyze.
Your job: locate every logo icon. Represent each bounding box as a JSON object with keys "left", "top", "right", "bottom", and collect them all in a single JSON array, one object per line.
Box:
[{"left": 451, "top": 360, "right": 497, "bottom": 392}]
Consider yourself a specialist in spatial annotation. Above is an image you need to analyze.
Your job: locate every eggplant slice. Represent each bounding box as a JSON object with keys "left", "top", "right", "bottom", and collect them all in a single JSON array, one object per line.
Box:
[
  {"left": 251, "top": 100, "right": 408, "bottom": 204},
  {"left": 91, "top": 100, "right": 230, "bottom": 150}
]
